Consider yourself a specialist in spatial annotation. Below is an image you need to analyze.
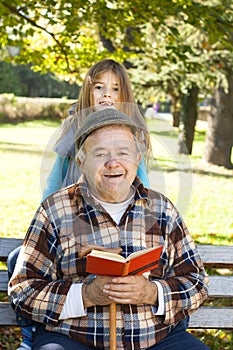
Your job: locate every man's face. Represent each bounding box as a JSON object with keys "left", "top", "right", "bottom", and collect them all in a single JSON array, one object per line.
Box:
[{"left": 80, "top": 126, "right": 141, "bottom": 203}]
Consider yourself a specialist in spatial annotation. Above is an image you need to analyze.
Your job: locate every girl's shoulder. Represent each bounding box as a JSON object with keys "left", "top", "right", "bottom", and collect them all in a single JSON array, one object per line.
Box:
[
  {"left": 54, "top": 106, "right": 78, "bottom": 157},
  {"left": 68, "top": 102, "right": 77, "bottom": 115}
]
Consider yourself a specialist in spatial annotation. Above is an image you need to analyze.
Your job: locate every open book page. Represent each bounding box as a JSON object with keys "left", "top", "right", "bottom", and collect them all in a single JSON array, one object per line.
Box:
[
  {"left": 125, "top": 246, "right": 161, "bottom": 261},
  {"left": 88, "top": 246, "right": 161, "bottom": 262},
  {"left": 88, "top": 249, "right": 126, "bottom": 262}
]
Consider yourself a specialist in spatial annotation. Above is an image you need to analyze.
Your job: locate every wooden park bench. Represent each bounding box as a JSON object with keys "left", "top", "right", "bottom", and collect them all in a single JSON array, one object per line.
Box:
[{"left": 0, "top": 237, "right": 233, "bottom": 329}]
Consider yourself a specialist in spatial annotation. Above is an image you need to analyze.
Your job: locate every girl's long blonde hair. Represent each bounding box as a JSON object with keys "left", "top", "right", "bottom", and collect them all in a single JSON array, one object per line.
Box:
[{"left": 61, "top": 59, "right": 152, "bottom": 168}]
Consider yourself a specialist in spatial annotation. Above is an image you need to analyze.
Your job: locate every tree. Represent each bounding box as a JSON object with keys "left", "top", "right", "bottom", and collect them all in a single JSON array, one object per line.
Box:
[
  {"left": 0, "top": 61, "right": 22, "bottom": 95},
  {"left": 126, "top": 2, "right": 233, "bottom": 161},
  {"left": 126, "top": 20, "right": 215, "bottom": 154},
  {"left": 199, "top": 1, "right": 233, "bottom": 168},
  {"left": 0, "top": 1, "right": 223, "bottom": 79},
  {"left": 204, "top": 72, "right": 233, "bottom": 169},
  {"left": 0, "top": 0, "right": 232, "bottom": 166},
  {"left": 178, "top": 84, "right": 199, "bottom": 154}
]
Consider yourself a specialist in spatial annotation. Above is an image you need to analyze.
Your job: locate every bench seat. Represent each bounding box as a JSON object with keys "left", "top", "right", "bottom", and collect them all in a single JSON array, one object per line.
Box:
[{"left": 1, "top": 237, "right": 232, "bottom": 328}]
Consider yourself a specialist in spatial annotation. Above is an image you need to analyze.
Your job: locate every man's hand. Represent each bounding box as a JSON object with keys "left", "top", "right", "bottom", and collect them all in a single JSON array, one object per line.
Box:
[
  {"left": 103, "top": 275, "right": 158, "bottom": 305},
  {"left": 83, "top": 275, "right": 158, "bottom": 307},
  {"left": 82, "top": 275, "right": 115, "bottom": 307},
  {"left": 82, "top": 275, "right": 158, "bottom": 307}
]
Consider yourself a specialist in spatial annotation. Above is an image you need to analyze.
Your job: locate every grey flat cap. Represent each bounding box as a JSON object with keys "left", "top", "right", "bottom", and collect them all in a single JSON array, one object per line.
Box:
[{"left": 75, "top": 108, "right": 138, "bottom": 150}]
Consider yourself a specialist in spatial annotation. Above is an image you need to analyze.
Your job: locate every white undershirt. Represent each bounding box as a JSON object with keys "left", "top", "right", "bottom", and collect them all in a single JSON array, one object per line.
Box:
[
  {"left": 93, "top": 193, "right": 134, "bottom": 225},
  {"left": 59, "top": 194, "right": 165, "bottom": 320}
]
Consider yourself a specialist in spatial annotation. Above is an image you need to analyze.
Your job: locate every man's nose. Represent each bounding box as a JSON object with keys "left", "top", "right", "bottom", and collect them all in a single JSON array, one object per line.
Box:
[{"left": 105, "top": 157, "right": 119, "bottom": 167}]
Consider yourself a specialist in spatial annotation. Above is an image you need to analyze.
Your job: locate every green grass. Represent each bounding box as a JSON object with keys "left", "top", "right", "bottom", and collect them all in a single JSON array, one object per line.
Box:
[
  {"left": 0, "top": 120, "right": 60, "bottom": 238},
  {"left": 147, "top": 118, "right": 233, "bottom": 245},
  {"left": 1, "top": 118, "right": 232, "bottom": 241},
  {"left": 0, "top": 117, "right": 232, "bottom": 349}
]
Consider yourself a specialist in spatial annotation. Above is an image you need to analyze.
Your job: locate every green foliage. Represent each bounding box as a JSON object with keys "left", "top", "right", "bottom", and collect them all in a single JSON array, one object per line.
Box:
[
  {"left": 0, "top": 61, "right": 22, "bottom": 95},
  {"left": 0, "top": 0, "right": 232, "bottom": 136},
  {"left": 0, "top": 326, "right": 22, "bottom": 349},
  {"left": 0, "top": 61, "right": 80, "bottom": 98},
  {"left": 0, "top": 1, "right": 232, "bottom": 169},
  {"left": 1, "top": 0, "right": 232, "bottom": 89}
]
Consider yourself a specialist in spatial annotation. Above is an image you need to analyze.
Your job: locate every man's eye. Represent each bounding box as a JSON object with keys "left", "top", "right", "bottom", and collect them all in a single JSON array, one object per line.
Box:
[{"left": 95, "top": 153, "right": 106, "bottom": 157}]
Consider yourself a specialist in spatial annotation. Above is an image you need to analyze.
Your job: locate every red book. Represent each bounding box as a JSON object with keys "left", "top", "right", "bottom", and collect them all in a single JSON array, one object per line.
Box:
[{"left": 86, "top": 246, "right": 163, "bottom": 276}]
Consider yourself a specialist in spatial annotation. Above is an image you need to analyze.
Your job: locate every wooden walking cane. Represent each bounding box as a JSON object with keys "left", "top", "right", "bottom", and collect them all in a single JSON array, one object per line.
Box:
[
  {"left": 110, "top": 302, "right": 117, "bottom": 350},
  {"left": 78, "top": 245, "right": 122, "bottom": 350}
]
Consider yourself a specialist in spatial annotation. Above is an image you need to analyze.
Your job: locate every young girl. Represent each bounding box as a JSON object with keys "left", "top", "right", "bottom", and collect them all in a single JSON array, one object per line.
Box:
[
  {"left": 42, "top": 58, "right": 150, "bottom": 200},
  {"left": 8, "top": 59, "right": 151, "bottom": 350}
]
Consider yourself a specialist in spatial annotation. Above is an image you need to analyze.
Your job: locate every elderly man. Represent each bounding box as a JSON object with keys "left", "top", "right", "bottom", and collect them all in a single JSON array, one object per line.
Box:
[{"left": 9, "top": 108, "right": 209, "bottom": 350}]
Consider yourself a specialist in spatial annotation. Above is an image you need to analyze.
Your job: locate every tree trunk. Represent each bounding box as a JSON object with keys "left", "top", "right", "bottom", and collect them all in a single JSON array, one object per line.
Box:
[
  {"left": 170, "top": 94, "right": 180, "bottom": 127},
  {"left": 178, "top": 84, "right": 199, "bottom": 154},
  {"left": 203, "top": 73, "right": 233, "bottom": 169}
]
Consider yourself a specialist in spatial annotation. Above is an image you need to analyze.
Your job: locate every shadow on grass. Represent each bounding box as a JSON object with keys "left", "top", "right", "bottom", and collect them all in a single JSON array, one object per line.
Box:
[
  {"left": 0, "top": 142, "right": 45, "bottom": 156},
  {"left": 151, "top": 162, "right": 233, "bottom": 179},
  {"left": 0, "top": 119, "right": 60, "bottom": 128},
  {"left": 150, "top": 130, "right": 178, "bottom": 139},
  {"left": 192, "top": 167, "right": 233, "bottom": 179}
]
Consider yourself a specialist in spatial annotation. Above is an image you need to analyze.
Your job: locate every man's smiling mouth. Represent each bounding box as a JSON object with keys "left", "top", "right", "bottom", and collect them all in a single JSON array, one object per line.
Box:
[{"left": 104, "top": 174, "right": 123, "bottom": 178}]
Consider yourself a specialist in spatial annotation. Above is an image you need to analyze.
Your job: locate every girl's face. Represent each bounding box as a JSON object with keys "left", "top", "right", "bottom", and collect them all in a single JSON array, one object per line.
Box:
[{"left": 91, "top": 71, "right": 120, "bottom": 109}]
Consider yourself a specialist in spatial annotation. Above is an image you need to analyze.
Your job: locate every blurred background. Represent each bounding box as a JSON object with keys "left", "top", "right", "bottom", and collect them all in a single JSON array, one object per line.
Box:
[{"left": 0, "top": 1, "right": 232, "bottom": 348}]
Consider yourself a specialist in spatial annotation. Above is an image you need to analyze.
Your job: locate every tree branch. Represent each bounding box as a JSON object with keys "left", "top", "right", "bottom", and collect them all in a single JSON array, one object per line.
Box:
[{"left": 2, "top": 2, "right": 72, "bottom": 72}]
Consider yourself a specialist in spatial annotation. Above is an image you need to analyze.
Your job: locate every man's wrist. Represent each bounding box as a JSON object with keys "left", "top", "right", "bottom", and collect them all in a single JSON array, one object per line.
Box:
[
  {"left": 82, "top": 283, "right": 94, "bottom": 308},
  {"left": 149, "top": 281, "right": 158, "bottom": 305}
]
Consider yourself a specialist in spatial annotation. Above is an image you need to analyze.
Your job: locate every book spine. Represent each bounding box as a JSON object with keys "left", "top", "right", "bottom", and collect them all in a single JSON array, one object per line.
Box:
[
  {"left": 121, "top": 261, "right": 130, "bottom": 276},
  {"left": 128, "top": 259, "right": 160, "bottom": 275}
]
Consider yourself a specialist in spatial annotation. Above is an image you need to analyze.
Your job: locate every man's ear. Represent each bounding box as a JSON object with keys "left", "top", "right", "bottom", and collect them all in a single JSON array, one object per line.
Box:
[{"left": 75, "top": 154, "right": 83, "bottom": 167}]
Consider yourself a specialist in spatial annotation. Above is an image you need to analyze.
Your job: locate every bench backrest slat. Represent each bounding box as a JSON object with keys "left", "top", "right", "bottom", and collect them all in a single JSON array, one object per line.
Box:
[
  {"left": 1, "top": 273, "right": 232, "bottom": 297},
  {"left": 0, "top": 237, "right": 232, "bottom": 328},
  {"left": 189, "top": 307, "right": 233, "bottom": 328},
  {"left": 0, "top": 238, "right": 22, "bottom": 261},
  {"left": 1, "top": 239, "right": 233, "bottom": 264},
  {"left": 197, "top": 244, "right": 233, "bottom": 267}
]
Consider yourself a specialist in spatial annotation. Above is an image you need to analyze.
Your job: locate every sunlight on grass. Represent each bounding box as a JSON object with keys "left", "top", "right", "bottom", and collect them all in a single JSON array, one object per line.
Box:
[
  {"left": 0, "top": 121, "right": 60, "bottom": 237},
  {"left": 0, "top": 117, "right": 232, "bottom": 349},
  {"left": 186, "top": 174, "right": 233, "bottom": 243},
  {"left": 0, "top": 117, "right": 232, "bottom": 242},
  {"left": 147, "top": 117, "right": 233, "bottom": 245}
]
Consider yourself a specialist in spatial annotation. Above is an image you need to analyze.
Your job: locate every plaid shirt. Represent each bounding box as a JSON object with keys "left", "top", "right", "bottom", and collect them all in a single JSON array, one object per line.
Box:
[{"left": 9, "top": 177, "right": 209, "bottom": 349}]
